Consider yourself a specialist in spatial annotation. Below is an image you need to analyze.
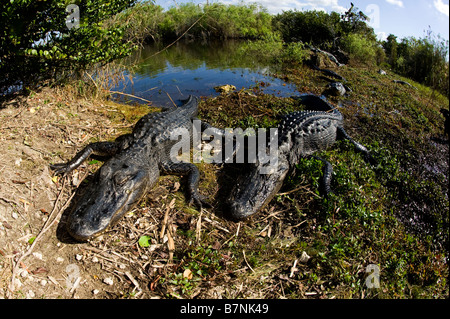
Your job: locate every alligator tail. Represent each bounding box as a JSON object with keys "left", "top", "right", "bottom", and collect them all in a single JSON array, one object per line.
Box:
[{"left": 309, "top": 155, "right": 334, "bottom": 196}]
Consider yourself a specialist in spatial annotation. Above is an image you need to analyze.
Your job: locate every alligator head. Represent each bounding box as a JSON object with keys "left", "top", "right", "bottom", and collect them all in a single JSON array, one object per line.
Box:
[
  {"left": 66, "top": 155, "right": 156, "bottom": 241},
  {"left": 228, "top": 156, "right": 290, "bottom": 220}
]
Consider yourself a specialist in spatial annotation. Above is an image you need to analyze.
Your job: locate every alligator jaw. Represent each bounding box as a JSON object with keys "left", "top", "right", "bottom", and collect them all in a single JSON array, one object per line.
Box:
[
  {"left": 228, "top": 158, "right": 289, "bottom": 220},
  {"left": 66, "top": 162, "right": 152, "bottom": 241}
]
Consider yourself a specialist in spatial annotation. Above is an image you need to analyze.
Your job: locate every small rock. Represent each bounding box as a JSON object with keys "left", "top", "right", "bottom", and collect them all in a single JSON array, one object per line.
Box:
[
  {"left": 378, "top": 69, "right": 387, "bottom": 75},
  {"left": 103, "top": 277, "right": 114, "bottom": 285},
  {"left": 15, "top": 158, "right": 22, "bottom": 167},
  {"left": 11, "top": 212, "right": 18, "bottom": 219},
  {"left": 72, "top": 171, "right": 80, "bottom": 186},
  {"left": 214, "top": 84, "right": 236, "bottom": 93},
  {"left": 91, "top": 256, "right": 99, "bottom": 263},
  {"left": 40, "top": 279, "right": 48, "bottom": 287},
  {"left": 92, "top": 289, "right": 99, "bottom": 295},
  {"left": 14, "top": 278, "right": 22, "bottom": 289},
  {"left": 75, "top": 254, "right": 83, "bottom": 261},
  {"left": 56, "top": 257, "right": 64, "bottom": 263},
  {"left": 183, "top": 269, "right": 193, "bottom": 280}
]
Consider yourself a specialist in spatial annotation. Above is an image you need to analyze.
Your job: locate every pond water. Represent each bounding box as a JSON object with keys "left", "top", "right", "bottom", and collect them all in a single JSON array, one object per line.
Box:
[{"left": 111, "top": 40, "right": 299, "bottom": 107}]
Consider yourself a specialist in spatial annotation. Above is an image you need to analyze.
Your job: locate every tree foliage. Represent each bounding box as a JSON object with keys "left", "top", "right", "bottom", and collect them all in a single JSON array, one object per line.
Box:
[
  {"left": 114, "top": 2, "right": 274, "bottom": 42},
  {"left": 272, "top": 4, "right": 375, "bottom": 51},
  {"left": 0, "top": 0, "right": 137, "bottom": 94},
  {"left": 383, "top": 30, "right": 449, "bottom": 95}
]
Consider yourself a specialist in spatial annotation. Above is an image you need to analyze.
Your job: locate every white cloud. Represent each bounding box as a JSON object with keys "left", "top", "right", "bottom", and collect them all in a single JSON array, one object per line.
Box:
[
  {"left": 385, "top": 0, "right": 404, "bottom": 8},
  {"left": 434, "top": 0, "right": 449, "bottom": 16}
]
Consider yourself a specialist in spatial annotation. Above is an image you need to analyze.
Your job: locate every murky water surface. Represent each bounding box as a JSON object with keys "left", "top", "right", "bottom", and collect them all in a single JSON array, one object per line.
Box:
[{"left": 112, "top": 40, "right": 298, "bottom": 107}]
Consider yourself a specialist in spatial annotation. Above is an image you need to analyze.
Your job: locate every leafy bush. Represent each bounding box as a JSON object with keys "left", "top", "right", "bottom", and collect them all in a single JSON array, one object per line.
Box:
[
  {"left": 0, "top": 0, "right": 137, "bottom": 94},
  {"left": 383, "top": 30, "right": 449, "bottom": 95},
  {"left": 281, "top": 42, "right": 310, "bottom": 64},
  {"left": 340, "top": 33, "right": 383, "bottom": 65},
  {"left": 272, "top": 10, "right": 341, "bottom": 50},
  {"left": 115, "top": 2, "right": 275, "bottom": 42},
  {"left": 272, "top": 5, "right": 375, "bottom": 51}
]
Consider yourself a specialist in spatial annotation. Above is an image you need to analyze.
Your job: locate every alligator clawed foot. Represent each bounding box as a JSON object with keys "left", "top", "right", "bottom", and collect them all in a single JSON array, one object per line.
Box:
[
  {"left": 189, "top": 194, "right": 212, "bottom": 210},
  {"left": 49, "top": 163, "right": 71, "bottom": 176}
]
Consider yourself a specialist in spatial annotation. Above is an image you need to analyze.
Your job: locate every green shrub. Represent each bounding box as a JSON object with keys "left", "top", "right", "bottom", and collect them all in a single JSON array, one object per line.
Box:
[
  {"left": 340, "top": 33, "right": 380, "bottom": 65},
  {"left": 281, "top": 42, "right": 310, "bottom": 64},
  {"left": 383, "top": 30, "right": 449, "bottom": 95},
  {"left": 273, "top": 10, "right": 341, "bottom": 50},
  {"left": 0, "top": 0, "right": 137, "bottom": 94}
]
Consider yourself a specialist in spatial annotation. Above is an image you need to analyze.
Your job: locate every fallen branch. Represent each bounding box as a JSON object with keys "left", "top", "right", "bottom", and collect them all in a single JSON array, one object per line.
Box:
[
  {"left": 109, "top": 90, "right": 154, "bottom": 104},
  {"left": 242, "top": 250, "right": 255, "bottom": 273}
]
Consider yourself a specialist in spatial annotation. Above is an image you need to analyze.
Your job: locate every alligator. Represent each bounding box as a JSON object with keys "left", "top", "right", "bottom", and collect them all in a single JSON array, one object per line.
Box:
[
  {"left": 310, "top": 64, "right": 346, "bottom": 81},
  {"left": 393, "top": 79, "right": 417, "bottom": 90},
  {"left": 323, "top": 81, "right": 352, "bottom": 97},
  {"left": 228, "top": 94, "right": 375, "bottom": 220},
  {"left": 51, "top": 95, "right": 222, "bottom": 241}
]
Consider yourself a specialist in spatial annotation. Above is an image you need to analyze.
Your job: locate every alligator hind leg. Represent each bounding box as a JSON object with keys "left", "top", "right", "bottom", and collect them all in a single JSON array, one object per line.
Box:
[
  {"left": 50, "top": 141, "right": 120, "bottom": 175},
  {"left": 337, "top": 127, "right": 377, "bottom": 165}
]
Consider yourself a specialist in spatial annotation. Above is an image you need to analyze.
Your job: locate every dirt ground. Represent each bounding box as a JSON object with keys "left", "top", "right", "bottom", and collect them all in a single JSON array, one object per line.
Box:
[
  {"left": 0, "top": 87, "right": 171, "bottom": 299},
  {"left": 0, "top": 87, "right": 271, "bottom": 299}
]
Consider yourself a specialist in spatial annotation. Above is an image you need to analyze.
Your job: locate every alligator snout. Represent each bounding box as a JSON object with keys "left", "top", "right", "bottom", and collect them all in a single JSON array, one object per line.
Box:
[{"left": 66, "top": 163, "right": 152, "bottom": 241}]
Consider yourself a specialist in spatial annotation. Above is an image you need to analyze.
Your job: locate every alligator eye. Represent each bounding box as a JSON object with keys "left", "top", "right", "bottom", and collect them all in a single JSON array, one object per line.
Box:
[{"left": 114, "top": 172, "right": 131, "bottom": 185}]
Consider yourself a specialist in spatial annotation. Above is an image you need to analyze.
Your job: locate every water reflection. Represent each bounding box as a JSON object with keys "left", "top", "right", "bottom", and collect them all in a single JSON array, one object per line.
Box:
[{"left": 112, "top": 40, "right": 298, "bottom": 107}]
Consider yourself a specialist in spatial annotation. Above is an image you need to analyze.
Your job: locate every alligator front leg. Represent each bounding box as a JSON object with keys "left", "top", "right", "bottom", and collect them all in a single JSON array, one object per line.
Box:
[
  {"left": 161, "top": 161, "right": 207, "bottom": 208},
  {"left": 50, "top": 141, "right": 120, "bottom": 175}
]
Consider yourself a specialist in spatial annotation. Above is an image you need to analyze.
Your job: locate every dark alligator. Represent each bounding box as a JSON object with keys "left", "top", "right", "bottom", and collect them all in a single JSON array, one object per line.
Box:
[
  {"left": 311, "top": 64, "right": 346, "bottom": 81},
  {"left": 393, "top": 79, "right": 417, "bottom": 90},
  {"left": 228, "top": 94, "right": 374, "bottom": 220},
  {"left": 51, "top": 95, "right": 220, "bottom": 241}
]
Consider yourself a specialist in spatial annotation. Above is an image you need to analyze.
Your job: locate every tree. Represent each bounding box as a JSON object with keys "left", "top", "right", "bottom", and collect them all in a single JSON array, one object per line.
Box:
[
  {"left": 273, "top": 10, "right": 341, "bottom": 50},
  {"left": 383, "top": 34, "right": 399, "bottom": 68},
  {"left": 340, "top": 3, "right": 375, "bottom": 41},
  {"left": 0, "top": 0, "right": 137, "bottom": 95}
]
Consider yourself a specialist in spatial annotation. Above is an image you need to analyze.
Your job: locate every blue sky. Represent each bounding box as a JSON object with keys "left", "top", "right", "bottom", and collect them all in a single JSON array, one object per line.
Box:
[{"left": 155, "top": 0, "right": 449, "bottom": 42}]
